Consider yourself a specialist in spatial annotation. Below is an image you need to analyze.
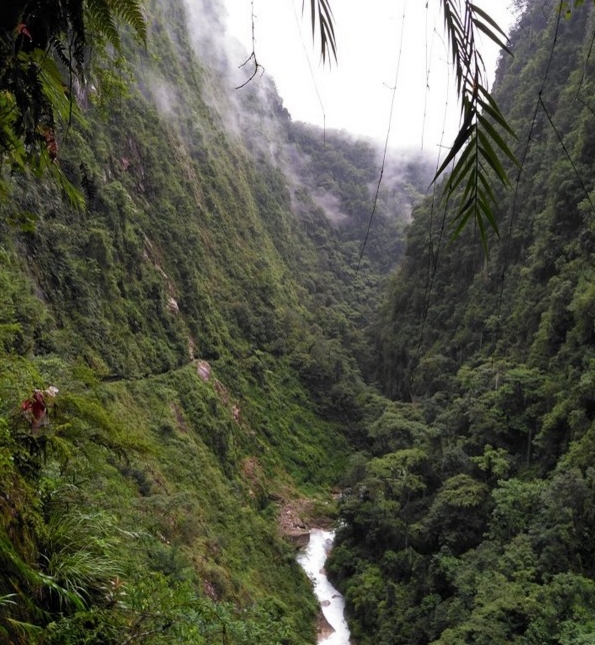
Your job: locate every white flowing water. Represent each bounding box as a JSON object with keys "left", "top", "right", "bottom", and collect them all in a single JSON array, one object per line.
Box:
[{"left": 297, "top": 529, "right": 351, "bottom": 645}]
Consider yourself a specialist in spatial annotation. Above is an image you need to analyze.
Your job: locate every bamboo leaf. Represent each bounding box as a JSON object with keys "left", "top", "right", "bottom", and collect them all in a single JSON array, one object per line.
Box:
[
  {"left": 470, "top": 3, "right": 512, "bottom": 54},
  {"left": 477, "top": 96, "right": 516, "bottom": 135},
  {"left": 477, "top": 113, "right": 519, "bottom": 166},
  {"left": 476, "top": 204, "right": 488, "bottom": 253},
  {"left": 470, "top": 3, "right": 509, "bottom": 39},
  {"left": 447, "top": 144, "right": 477, "bottom": 194},
  {"left": 451, "top": 200, "right": 474, "bottom": 239},
  {"left": 476, "top": 166, "right": 496, "bottom": 203},
  {"left": 460, "top": 167, "right": 478, "bottom": 205},
  {"left": 304, "top": 0, "right": 337, "bottom": 64},
  {"left": 478, "top": 194, "right": 500, "bottom": 235},
  {"left": 473, "top": 19, "right": 512, "bottom": 56},
  {"left": 434, "top": 115, "right": 475, "bottom": 182},
  {"left": 477, "top": 130, "right": 509, "bottom": 183}
]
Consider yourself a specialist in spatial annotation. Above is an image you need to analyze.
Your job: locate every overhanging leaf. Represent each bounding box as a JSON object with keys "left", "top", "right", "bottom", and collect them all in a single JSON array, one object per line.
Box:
[
  {"left": 470, "top": 3, "right": 512, "bottom": 54},
  {"left": 304, "top": 0, "right": 337, "bottom": 64}
]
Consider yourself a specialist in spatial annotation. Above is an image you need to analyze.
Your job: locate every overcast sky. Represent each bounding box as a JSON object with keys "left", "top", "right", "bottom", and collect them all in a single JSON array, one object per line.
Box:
[{"left": 222, "top": 0, "right": 516, "bottom": 155}]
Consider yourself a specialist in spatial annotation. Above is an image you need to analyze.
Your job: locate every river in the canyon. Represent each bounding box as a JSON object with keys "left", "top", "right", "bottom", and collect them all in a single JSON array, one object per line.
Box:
[{"left": 297, "top": 529, "right": 351, "bottom": 645}]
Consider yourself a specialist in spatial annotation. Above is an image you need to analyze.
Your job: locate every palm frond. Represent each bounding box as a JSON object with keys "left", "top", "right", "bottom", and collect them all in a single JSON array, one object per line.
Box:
[
  {"left": 304, "top": 0, "right": 337, "bottom": 65},
  {"left": 436, "top": 0, "right": 518, "bottom": 249}
]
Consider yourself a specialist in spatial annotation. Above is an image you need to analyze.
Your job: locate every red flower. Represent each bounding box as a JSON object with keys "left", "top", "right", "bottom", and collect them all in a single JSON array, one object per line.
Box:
[{"left": 16, "top": 23, "right": 32, "bottom": 41}]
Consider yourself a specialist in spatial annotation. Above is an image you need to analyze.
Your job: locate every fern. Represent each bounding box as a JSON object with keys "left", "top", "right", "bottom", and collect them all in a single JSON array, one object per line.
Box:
[
  {"left": 104, "top": 0, "right": 147, "bottom": 45},
  {"left": 87, "top": 0, "right": 123, "bottom": 49},
  {"left": 86, "top": 0, "right": 146, "bottom": 47}
]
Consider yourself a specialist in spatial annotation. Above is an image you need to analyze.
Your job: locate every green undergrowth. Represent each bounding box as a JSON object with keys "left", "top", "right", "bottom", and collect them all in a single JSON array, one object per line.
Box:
[{"left": 0, "top": 346, "right": 343, "bottom": 643}]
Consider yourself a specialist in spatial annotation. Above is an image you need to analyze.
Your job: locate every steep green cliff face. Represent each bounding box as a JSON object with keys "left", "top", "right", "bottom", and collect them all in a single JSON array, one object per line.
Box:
[
  {"left": 329, "top": 2, "right": 595, "bottom": 644},
  {"left": 0, "top": 0, "right": 426, "bottom": 642}
]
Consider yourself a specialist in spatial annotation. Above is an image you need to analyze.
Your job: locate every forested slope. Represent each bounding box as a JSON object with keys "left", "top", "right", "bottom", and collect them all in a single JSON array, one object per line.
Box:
[
  {"left": 0, "top": 0, "right": 426, "bottom": 642},
  {"left": 328, "top": 2, "right": 595, "bottom": 644}
]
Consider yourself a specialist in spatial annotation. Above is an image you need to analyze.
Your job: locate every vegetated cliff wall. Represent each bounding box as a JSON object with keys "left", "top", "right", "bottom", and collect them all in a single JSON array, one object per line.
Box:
[
  {"left": 328, "top": 3, "right": 595, "bottom": 645},
  {"left": 0, "top": 0, "right": 425, "bottom": 642}
]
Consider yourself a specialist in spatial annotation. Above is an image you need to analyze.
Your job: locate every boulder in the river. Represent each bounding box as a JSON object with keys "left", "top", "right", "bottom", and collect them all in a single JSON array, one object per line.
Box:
[
  {"left": 317, "top": 611, "right": 335, "bottom": 639},
  {"left": 286, "top": 530, "right": 310, "bottom": 548},
  {"left": 278, "top": 499, "right": 311, "bottom": 546}
]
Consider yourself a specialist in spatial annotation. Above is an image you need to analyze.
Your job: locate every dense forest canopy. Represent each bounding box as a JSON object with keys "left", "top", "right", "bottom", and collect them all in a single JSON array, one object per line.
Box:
[{"left": 328, "top": 2, "right": 595, "bottom": 645}]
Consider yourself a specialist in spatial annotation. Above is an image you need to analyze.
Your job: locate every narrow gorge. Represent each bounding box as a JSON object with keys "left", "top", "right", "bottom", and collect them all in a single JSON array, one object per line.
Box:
[{"left": 3, "top": 1, "right": 595, "bottom": 644}]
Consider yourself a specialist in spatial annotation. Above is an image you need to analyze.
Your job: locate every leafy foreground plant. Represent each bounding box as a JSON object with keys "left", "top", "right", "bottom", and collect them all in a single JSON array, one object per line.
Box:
[
  {"left": 0, "top": 351, "right": 320, "bottom": 645},
  {"left": 433, "top": 0, "right": 519, "bottom": 251},
  {"left": 0, "top": 0, "right": 146, "bottom": 206}
]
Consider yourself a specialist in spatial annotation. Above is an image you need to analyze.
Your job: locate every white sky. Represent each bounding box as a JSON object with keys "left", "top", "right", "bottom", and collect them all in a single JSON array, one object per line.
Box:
[{"left": 222, "top": 0, "right": 516, "bottom": 156}]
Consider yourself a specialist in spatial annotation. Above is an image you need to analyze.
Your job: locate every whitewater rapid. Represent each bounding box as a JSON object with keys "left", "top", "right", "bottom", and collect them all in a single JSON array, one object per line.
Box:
[{"left": 297, "top": 529, "right": 350, "bottom": 645}]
